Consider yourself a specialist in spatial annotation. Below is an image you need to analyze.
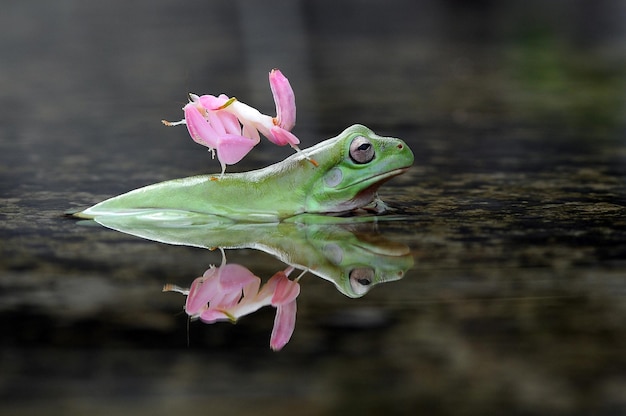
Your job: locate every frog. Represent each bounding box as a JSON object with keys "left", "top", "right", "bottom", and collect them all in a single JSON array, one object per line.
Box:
[{"left": 75, "top": 124, "right": 414, "bottom": 222}]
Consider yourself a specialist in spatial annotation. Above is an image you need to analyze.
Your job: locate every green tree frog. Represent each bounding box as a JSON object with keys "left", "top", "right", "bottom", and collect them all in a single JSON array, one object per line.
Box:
[{"left": 76, "top": 124, "right": 414, "bottom": 222}]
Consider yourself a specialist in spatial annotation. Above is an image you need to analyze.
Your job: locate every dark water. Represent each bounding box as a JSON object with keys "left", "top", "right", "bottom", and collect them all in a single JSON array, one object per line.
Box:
[{"left": 2, "top": 1, "right": 626, "bottom": 415}]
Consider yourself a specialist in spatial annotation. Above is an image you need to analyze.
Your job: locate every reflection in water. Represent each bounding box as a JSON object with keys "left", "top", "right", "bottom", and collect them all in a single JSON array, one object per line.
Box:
[
  {"left": 164, "top": 254, "right": 300, "bottom": 350},
  {"left": 82, "top": 210, "right": 414, "bottom": 349}
]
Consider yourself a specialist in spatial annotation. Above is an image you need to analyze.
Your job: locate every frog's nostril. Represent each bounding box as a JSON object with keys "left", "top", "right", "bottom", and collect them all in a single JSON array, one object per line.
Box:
[{"left": 397, "top": 144, "right": 403, "bottom": 149}]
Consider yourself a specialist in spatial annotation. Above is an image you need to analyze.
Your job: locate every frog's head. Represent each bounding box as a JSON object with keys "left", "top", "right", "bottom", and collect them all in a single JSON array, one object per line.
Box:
[{"left": 305, "top": 125, "right": 414, "bottom": 214}]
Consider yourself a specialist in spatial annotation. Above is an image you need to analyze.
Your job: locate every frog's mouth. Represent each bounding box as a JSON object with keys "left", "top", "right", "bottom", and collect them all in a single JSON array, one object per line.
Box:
[
  {"left": 324, "top": 167, "right": 409, "bottom": 213},
  {"left": 338, "top": 167, "right": 410, "bottom": 191}
]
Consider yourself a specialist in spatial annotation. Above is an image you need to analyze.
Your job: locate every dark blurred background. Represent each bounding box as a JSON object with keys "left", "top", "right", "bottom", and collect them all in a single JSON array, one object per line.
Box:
[{"left": 1, "top": 1, "right": 625, "bottom": 415}]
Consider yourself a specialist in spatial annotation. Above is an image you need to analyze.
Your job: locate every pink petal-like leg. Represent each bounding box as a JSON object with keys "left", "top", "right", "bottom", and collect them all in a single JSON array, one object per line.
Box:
[
  {"left": 270, "top": 299, "right": 297, "bottom": 351},
  {"left": 269, "top": 69, "right": 296, "bottom": 130},
  {"left": 183, "top": 103, "right": 219, "bottom": 149},
  {"left": 271, "top": 270, "right": 300, "bottom": 306},
  {"left": 214, "top": 134, "right": 259, "bottom": 177}
]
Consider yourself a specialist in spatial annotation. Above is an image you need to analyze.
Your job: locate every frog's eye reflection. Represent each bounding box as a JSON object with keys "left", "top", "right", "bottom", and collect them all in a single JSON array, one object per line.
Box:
[
  {"left": 349, "top": 136, "right": 375, "bottom": 164},
  {"left": 349, "top": 267, "right": 375, "bottom": 295}
]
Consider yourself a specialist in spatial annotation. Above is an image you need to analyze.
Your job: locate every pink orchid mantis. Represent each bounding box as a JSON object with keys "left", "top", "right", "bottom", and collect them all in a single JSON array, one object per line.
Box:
[
  {"left": 163, "top": 261, "right": 301, "bottom": 351},
  {"left": 162, "top": 69, "right": 313, "bottom": 177}
]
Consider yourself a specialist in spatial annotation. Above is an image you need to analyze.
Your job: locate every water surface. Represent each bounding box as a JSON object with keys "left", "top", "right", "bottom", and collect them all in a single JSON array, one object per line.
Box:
[{"left": 1, "top": 1, "right": 625, "bottom": 415}]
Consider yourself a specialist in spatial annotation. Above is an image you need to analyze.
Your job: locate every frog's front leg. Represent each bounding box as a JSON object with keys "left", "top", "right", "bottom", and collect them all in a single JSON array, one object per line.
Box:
[{"left": 361, "top": 195, "right": 389, "bottom": 214}]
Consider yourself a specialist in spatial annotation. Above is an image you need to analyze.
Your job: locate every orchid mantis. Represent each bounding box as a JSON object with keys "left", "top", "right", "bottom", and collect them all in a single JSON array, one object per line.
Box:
[{"left": 162, "top": 69, "right": 309, "bottom": 177}]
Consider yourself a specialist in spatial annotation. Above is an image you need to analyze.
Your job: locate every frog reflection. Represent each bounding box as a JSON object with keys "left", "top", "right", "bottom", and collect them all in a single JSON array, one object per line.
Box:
[
  {"left": 81, "top": 212, "right": 413, "bottom": 350},
  {"left": 164, "top": 254, "right": 300, "bottom": 351},
  {"left": 89, "top": 212, "right": 414, "bottom": 297},
  {"left": 302, "top": 223, "right": 412, "bottom": 297}
]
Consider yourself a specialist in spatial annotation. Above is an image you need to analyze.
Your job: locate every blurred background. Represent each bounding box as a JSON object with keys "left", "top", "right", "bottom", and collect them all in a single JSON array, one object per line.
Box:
[{"left": 1, "top": 1, "right": 625, "bottom": 415}]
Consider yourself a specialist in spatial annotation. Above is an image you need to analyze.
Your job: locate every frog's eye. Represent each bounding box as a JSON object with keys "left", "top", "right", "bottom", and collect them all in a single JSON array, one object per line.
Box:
[
  {"left": 349, "top": 136, "right": 375, "bottom": 164},
  {"left": 349, "top": 267, "right": 375, "bottom": 295}
]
